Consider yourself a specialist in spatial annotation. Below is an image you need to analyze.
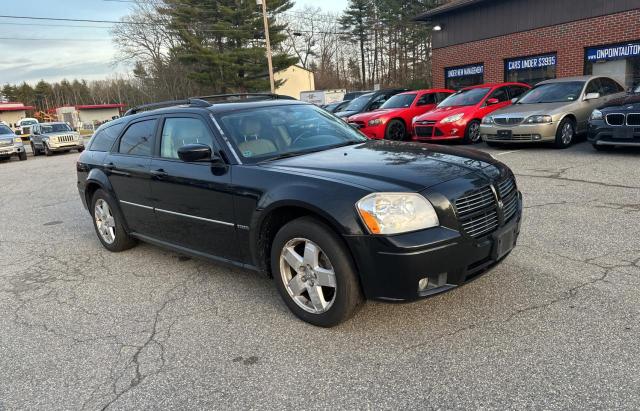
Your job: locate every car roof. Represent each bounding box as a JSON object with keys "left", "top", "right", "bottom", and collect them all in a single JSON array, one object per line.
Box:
[
  {"left": 462, "top": 82, "right": 529, "bottom": 91},
  {"left": 537, "top": 75, "right": 598, "bottom": 85},
  {"left": 39, "top": 122, "right": 68, "bottom": 126}
]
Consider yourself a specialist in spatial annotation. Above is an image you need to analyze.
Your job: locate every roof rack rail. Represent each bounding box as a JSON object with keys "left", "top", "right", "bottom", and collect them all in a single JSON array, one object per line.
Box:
[
  {"left": 195, "top": 93, "right": 295, "bottom": 102},
  {"left": 123, "top": 98, "right": 211, "bottom": 116}
]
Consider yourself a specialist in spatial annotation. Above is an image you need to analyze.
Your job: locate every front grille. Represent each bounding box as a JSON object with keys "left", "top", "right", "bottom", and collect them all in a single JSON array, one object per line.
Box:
[
  {"left": 498, "top": 178, "right": 518, "bottom": 223},
  {"left": 415, "top": 126, "right": 433, "bottom": 137},
  {"left": 415, "top": 120, "right": 436, "bottom": 126},
  {"left": 0, "top": 140, "right": 12, "bottom": 148},
  {"left": 486, "top": 133, "right": 536, "bottom": 141},
  {"left": 494, "top": 117, "right": 524, "bottom": 126},
  {"left": 606, "top": 113, "right": 625, "bottom": 126},
  {"left": 626, "top": 113, "right": 640, "bottom": 126},
  {"left": 56, "top": 135, "right": 75, "bottom": 142},
  {"left": 455, "top": 186, "right": 500, "bottom": 238}
]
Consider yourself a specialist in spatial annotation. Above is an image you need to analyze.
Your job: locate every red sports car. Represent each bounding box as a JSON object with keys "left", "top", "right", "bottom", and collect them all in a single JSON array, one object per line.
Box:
[
  {"left": 346, "top": 89, "right": 454, "bottom": 140},
  {"left": 411, "top": 82, "right": 531, "bottom": 144}
]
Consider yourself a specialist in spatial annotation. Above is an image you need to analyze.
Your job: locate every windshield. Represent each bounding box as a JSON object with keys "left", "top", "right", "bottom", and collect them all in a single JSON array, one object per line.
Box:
[
  {"left": 381, "top": 93, "right": 416, "bottom": 109},
  {"left": 0, "top": 125, "right": 13, "bottom": 135},
  {"left": 20, "top": 120, "right": 37, "bottom": 126},
  {"left": 343, "top": 93, "right": 374, "bottom": 112},
  {"left": 218, "top": 104, "right": 367, "bottom": 164},
  {"left": 41, "top": 123, "right": 72, "bottom": 133},
  {"left": 438, "top": 88, "right": 490, "bottom": 107},
  {"left": 517, "top": 82, "right": 585, "bottom": 104}
]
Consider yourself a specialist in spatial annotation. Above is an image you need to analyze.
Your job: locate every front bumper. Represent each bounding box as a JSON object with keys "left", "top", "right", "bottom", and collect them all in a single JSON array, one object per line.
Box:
[
  {"left": 49, "top": 141, "right": 84, "bottom": 151},
  {"left": 348, "top": 122, "right": 386, "bottom": 139},
  {"left": 344, "top": 195, "right": 522, "bottom": 301},
  {"left": 411, "top": 120, "right": 466, "bottom": 141},
  {"left": 0, "top": 145, "right": 25, "bottom": 157},
  {"left": 480, "top": 123, "right": 557, "bottom": 143},
  {"left": 588, "top": 121, "right": 640, "bottom": 147}
]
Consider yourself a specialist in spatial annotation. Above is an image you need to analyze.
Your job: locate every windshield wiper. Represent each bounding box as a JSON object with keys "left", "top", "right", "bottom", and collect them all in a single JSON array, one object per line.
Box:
[{"left": 259, "top": 141, "right": 364, "bottom": 163}]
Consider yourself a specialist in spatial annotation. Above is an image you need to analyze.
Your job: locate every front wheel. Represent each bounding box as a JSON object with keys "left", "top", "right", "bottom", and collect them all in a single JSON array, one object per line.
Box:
[
  {"left": 18, "top": 151, "right": 27, "bottom": 161},
  {"left": 385, "top": 119, "right": 406, "bottom": 141},
  {"left": 271, "top": 217, "right": 363, "bottom": 327},
  {"left": 463, "top": 120, "right": 481, "bottom": 144},
  {"left": 44, "top": 143, "right": 53, "bottom": 156},
  {"left": 554, "top": 118, "right": 575, "bottom": 149},
  {"left": 91, "top": 189, "right": 137, "bottom": 252}
]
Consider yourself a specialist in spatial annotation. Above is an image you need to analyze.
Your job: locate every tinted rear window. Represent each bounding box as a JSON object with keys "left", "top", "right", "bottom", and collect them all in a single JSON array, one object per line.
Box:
[{"left": 88, "top": 123, "right": 124, "bottom": 152}]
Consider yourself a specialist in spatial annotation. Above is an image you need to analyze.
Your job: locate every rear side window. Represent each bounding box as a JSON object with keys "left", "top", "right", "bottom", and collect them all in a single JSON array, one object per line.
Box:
[
  {"left": 88, "top": 123, "right": 123, "bottom": 152},
  {"left": 118, "top": 120, "right": 156, "bottom": 156}
]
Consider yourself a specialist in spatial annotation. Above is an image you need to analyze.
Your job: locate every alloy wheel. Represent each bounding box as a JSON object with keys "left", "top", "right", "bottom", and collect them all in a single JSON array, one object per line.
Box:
[
  {"left": 94, "top": 199, "right": 116, "bottom": 244},
  {"left": 561, "top": 122, "right": 573, "bottom": 145},
  {"left": 388, "top": 122, "right": 405, "bottom": 140},
  {"left": 469, "top": 122, "right": 481, "bottom": 142},
  {"left": 279, "top": 238, "right": 337, "bottom": 314}
]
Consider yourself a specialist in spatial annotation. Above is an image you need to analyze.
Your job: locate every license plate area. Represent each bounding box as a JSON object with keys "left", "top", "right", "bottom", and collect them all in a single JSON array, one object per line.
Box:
[
  {"left": 492, "top": 225, "right": 516, "bottom": 260},
  {"left": 497, "top": 129, "right": 512, "bottom": 139}
]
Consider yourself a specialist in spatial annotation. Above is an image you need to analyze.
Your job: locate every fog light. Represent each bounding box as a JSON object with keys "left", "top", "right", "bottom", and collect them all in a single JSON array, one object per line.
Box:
[
  {"left": 533, "top": 134, "right": 542, "bottom": 140},
  {"left": 418, "top": 278, "right": 429, "bottom": 291}
]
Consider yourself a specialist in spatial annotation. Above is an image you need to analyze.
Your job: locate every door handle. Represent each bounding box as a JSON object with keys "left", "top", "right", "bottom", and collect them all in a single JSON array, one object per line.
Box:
[
  {"left": 103, "top": 162, "right": 130, "bottom": 177},
  {"left": 150, "top": 169, "right": 169, "bottom": 178}
]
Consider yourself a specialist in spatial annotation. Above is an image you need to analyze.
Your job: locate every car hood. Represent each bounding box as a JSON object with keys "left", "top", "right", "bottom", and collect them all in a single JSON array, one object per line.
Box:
[
  {"left": 45, "top": 131, "right": 77, "bottom": 137},
  {"left": 415, "top": 105, "right": 471, "bottom": 121},
  {"left": 599, "top": 93, "right": 640, "bottom": 111},
  {"left": 260, "top": 140, "right": 502, "bottom": 192},
  {"left": 348, "top": 108, "right": 403, "bottom": 122},
  {"left": 491, "top": 102, "right": 571, "bottom": 117}
]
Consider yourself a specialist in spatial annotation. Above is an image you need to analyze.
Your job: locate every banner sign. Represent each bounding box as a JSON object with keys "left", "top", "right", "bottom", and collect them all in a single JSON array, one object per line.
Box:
[
  {"left": 506, "top": 54, "right": 556, "bottom": 71},
  {"left": 586, "top": 43, "right": 640, "bottom": 62},
  {"left": 446, "top": 64, "right": 484, "bottom": 79}
]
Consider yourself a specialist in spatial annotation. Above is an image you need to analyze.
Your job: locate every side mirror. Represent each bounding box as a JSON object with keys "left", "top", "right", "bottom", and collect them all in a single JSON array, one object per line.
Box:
[
  {"left": 486, "top": 98, "right": 500, "bottom": 105},
  {"left": 510, "top": 97, "right": 518, "bottom": 104},
  {"left": 177, "top": 143, "right": 213, "bottom": 162},
  {"left": 584, "top": 92, "right": 600, "bottom": 100}
]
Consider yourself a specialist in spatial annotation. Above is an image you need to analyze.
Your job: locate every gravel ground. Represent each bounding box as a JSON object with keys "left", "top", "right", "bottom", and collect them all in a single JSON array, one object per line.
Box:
[{"left": 0, "top": 141, "right": 638, "bottom": 410}]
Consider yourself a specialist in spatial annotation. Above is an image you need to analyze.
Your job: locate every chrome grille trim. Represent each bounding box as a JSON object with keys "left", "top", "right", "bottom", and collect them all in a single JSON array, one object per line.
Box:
[
  {"left": 498, "top": 178, "right": 516, "bottom": 198},
  {"left": 493, "top": 117, "right": 524, "bottom": 126},
  {"left": 626, "top": 113, "right": 640, "bottom": 126},
  {"left": 0, "top": 140, "right": 12, "bottom": 147},
  {"left": 461, "top": 211, "right": 499, "bottom": 237}
]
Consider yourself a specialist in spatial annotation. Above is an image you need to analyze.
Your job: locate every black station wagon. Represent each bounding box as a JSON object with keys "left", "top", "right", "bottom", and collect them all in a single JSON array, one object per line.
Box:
[{"left": 76, "top": 94, "right": 523, "bottom": 327}]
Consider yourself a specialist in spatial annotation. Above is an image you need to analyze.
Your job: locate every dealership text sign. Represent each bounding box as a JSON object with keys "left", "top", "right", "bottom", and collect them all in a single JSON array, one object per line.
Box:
[
  {"left": 586, "top": 43, "right": 640, "bottom": 62},
  {"left": 446, "top": 65, "right": 484, "bottom": 78},
  {"left": 506, "top": 54, "right": 556, "bottom": 71}
]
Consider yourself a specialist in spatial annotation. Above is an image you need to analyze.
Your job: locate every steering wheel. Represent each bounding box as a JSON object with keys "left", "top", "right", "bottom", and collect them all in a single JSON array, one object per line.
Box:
[{"left": 291, "top": 130, "right": 318, "bottom": 147}]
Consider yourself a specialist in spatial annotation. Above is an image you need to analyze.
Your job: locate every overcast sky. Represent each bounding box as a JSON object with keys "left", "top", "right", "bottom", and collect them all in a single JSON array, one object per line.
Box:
[{"left": 0, "top": 0, "right": 346, "bottom": 86}]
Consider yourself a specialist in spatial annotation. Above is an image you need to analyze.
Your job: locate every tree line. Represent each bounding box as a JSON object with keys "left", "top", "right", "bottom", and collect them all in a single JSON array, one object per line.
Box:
[{"left": 1, "top": 0, "right": 442, "bottom": 111}]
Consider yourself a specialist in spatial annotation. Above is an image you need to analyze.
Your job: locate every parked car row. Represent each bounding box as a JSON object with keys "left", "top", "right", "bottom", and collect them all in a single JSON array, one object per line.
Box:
[
  {"left": 332, "top": 75, "right": 637, "bottom": 151},
  {"left": 0, "top": 121, "right": 85, "bottom": 162}
]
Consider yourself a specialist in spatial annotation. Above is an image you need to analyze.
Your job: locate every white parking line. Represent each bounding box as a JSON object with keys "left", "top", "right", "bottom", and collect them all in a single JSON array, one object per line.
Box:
[{"left": 493, "top": 150, "right": 520, "bottom": 156}]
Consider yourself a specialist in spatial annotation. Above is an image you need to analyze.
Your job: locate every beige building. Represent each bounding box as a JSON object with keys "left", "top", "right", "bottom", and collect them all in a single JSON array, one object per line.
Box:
[
  {"left": 274, "top": 65, "right": 315, "bottom": 99},
  {"left": 55, "top": 104, "right": 125, "bottom": 129},
  {"left": 0, "top": 103, "right": 35, "bottom": 127}
]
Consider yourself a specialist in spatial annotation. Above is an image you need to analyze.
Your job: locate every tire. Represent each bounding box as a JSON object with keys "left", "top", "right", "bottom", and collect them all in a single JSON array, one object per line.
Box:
[
  {"left": 90, "top": 189, "right": 137, "bottom": 252},
  {"left": 462, "top": 120, "right": 481, "bottom": 144},
  {"left": 78, "top": 146, "right": 85, "bottom": 153},
  {"left": 44, "top": 143, "right": 53, "bottom": 156},
  {"left": 31, "top": 143, "right": 39, "bottom": 156},
  {"left": 592, "top": 143, "right": 615, "bottom": 151},
  {"left": 270, "top": 217, "right": 363, "bottom": 327},
  {"left": 554, "top": 118, "right": 575, "bottom": 149},
  {"left": 18, "top": 151, "right": 27, "bottom": 161},
  {"left": 385, "top": 119, "right": 406, "bottom": 141}
]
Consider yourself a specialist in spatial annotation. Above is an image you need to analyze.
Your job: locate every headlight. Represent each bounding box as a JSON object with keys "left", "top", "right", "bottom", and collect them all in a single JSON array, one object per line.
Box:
[
  {"left": 482, "top": 116, "right": 493, "bottom": 124},
  {"left": 524, "top": 115, "right": 552, "bottom": 124},
  {"left": 368, "top": 118, "right": 383, "bottom": 126},
  {"left": 440, "top": 113, "right": 463, "bottom": 124},
  {"left": 13, "top": 137, "right": 21, "bottom": 143},
  {"left": 356, "top": 193, "right": 439, "bottom": 235},
  {"left": 590, "top": 109, "right": 603, "bottom": 121}
]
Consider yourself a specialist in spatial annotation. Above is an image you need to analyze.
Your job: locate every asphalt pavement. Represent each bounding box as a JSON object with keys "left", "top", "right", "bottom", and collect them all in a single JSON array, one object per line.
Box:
[{"left": 0, "top": 141, "right": 639, "bottom": 410}]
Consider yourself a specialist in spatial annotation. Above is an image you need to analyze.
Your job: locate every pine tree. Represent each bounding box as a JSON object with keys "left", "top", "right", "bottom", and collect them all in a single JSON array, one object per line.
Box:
[
  {"left": 339, "top": 0, "right": 373, "bottom": 89},
  {"left": 164, "top": 0, "right": 297, "bottom": 92}
]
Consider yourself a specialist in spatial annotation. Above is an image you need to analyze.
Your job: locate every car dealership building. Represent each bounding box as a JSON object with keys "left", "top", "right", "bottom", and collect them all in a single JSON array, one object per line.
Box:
[{"left": 416, "top": 0, "right": 640, "bottom": 90}]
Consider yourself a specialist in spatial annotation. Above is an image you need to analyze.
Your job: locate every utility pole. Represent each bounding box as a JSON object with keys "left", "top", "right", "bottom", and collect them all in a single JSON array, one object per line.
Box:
[{"left": 258, "top": 0, "right": 275, "bottom": 93}]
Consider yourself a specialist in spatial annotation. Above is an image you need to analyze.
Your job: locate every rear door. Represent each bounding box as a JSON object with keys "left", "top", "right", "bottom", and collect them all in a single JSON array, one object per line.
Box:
[
  {"left": 148, "top": 114, "right": 238, "bottom": 260},
  {"left": 104, "top": 117, "right": 157, "bottom": 234}
]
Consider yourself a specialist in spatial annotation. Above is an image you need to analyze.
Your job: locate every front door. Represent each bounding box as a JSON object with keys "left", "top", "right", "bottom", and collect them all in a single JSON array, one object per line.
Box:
[
  {"left": 105, "top": 117, "right": 158, "bottom": 234},
  {"left": 149, "top": 115, "right": 238, "bottom": 261}
]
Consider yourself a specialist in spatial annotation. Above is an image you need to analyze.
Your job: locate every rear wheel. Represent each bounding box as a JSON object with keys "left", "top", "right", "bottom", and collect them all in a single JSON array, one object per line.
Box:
[
  {"left": 91, "top": 189, "right": 137, "bottom": 252},
  {"left": 31, "top": 143, "right": 39, "bottom": 156},
  {"left": 554, "top": 118, "right": 575, "bottom": 149},
  {"left": 463, "top": 120, "right": 481, "bottom": 144},
  {"left": 271, "top": 217, "right": 363, "bottom": 327},
  {"left": 385, "top": 119, "right": 406, "bottom": 141}
]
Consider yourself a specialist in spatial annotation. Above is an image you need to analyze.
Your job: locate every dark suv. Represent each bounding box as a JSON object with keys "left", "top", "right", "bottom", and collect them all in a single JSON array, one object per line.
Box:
[{"left": 77, "top": 94, "right": 522, "bottom": 327}]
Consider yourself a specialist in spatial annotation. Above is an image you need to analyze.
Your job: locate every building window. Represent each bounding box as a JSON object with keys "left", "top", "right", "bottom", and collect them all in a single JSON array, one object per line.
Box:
[
  {"left": 504, "top": 53, "right": 557, "bottom": 86},
  {"left": 445, "top": 63, "right": 484, "bottom": 90},
  {"left": 584, "top": 41, "right": 640, "bottom": 91}
]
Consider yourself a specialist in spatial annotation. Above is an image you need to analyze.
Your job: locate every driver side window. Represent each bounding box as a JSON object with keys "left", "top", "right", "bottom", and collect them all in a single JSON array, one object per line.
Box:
[
  {"left": 585, "top": 79, "right": 602, "bottom": 95},
  {"left": 488, "top": 87, "right": 509, "bottom": 103},
  {"left": 417, "top": 93, "right": 436, "bottom": 106},
  {"left": 160, "top": 117, "right": 213, "bottom": 159},
  {"left": 368, "top": 95, "right": 388, "bottom": 111}
]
